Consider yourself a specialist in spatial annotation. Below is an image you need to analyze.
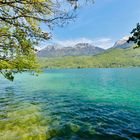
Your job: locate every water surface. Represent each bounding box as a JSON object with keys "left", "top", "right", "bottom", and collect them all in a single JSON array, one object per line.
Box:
[{"left": 0, "top": 68, "right": 140, "bottom": 140}]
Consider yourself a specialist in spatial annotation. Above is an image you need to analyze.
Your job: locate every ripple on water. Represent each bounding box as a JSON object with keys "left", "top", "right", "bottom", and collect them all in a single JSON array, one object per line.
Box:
[
  {"left": 0, "top": 103, "right": 49, "bottom": 140},
  {"left": 1, "top": 69, "right": 140, "bottom": 139}
]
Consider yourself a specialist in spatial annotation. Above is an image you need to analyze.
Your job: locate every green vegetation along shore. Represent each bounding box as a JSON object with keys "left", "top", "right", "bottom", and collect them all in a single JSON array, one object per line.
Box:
[{"left": 39, "top": 47, "right": 140, "bottom": 68}]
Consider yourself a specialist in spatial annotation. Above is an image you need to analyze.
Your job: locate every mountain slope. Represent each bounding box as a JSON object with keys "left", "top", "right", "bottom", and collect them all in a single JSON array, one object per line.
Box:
[
  {"left": 39, "top": 47, "right": 140, "bottom": 68},
  {"left": 37, "top": 43, "right": 104, "bottom": 57},
  {"left": 112, "top": 37, "right": 134, "bottom": 49}
]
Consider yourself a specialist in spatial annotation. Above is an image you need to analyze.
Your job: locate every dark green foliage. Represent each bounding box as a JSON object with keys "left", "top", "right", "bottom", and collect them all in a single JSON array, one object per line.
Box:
[
  {"left": 0, "top": 71, "right": 14, "bottom": 81},
  {"left": 128, "top": 23, "right": 140, "bottom": 48}
]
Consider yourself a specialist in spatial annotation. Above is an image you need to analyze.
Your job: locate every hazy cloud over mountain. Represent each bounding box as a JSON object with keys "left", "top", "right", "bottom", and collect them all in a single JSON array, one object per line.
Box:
[{"left": 54, "top": 37, "right": 114, "bottom": 49}]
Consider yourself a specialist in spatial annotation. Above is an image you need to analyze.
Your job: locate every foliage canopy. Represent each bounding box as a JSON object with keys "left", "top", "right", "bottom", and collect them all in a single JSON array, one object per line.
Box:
[
  {"left": 0, "top": 0, "right": 93, "bottom": 80},
  {"left": 128, "top": 23, "right": 140, "bottom": 48}
]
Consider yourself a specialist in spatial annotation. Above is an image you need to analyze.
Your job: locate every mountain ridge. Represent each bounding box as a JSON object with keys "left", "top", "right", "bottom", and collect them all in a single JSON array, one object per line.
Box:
[
  {"left": 39, "top": 47, "right": 140, "bottom": 68},
  {"left": 37, "top": 37, "right": 135, "bottom": 58},
  {"left": 37, "top": 43, "right": 104, "bottom": 57}
]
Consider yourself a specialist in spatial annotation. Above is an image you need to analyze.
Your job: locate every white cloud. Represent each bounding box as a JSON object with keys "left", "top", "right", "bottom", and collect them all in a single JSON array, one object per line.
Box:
[
  {"left": 54, "top": 37, "right": 114, "bottom": 49},
  {"left": 94, "top": 38, "right": 114, "bottom": 49},
  {"left": 34, "top": 44, "right": 47, "bottom": 51},
  {"left": 34, "top": 46, "right": 42, "bottom": 51},
  {"left": 122, "top": 35, "right": 130, "bottom": 41},
  {"left": 35, "top": 37, "right": 115, "bottom": 50},
  {"left": 55, "top": 38, "right": 94, "bottom": 47}
]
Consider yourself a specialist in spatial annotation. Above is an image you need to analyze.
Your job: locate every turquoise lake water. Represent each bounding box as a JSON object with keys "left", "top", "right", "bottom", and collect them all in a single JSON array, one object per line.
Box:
[{"left": 0, "top": 68, "right": 140, "bottom": 140}]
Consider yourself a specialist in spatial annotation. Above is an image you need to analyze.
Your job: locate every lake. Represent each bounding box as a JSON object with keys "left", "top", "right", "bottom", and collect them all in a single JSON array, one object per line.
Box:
[{"left": 0, "top": 68, "right": 140, "bottom": 140}]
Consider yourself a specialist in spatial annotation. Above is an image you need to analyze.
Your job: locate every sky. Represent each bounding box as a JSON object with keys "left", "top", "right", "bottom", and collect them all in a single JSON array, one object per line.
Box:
[{"left": 39, "top": 0, "right": 140, "bottom": 50}]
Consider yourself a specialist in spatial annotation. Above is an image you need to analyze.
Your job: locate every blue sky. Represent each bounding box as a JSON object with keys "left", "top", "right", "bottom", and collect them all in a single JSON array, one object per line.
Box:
[{"left": 40, "top": 0, "right": 140, "bottom": 49}]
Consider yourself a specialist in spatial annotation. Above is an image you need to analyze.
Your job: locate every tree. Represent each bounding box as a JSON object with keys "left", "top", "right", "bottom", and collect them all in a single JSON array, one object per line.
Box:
[
  {"left": 128, "top": 23, "right": 140, "bottom": 48},
  {"left": 0, "top": 0, "right": 93, "bottom": 81}
]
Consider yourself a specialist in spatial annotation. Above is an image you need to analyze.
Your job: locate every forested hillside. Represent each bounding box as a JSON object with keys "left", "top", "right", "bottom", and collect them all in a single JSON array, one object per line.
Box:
[{"left": 39, "top": 47, "right": 140, "bottom": 68}]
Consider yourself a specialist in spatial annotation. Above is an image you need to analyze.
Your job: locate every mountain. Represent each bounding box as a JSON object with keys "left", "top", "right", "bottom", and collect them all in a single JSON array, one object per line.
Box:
[
  {"left": 112, "top": 37, "right": 134, "bottom": 49},
  {"left": 39, "top": 47, "right": 140, "bottom": 68},
  {"left": 38, "top": 37, "right": 140, "bottom": 68},
  {"left": 37, "top": 43, "right": 104, "bottom": 57}
]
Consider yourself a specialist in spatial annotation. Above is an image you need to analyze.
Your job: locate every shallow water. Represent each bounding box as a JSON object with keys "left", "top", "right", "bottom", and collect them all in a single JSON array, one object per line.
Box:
[{"left": 0, "top": 68, "right": 140, "bottom": 140}]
